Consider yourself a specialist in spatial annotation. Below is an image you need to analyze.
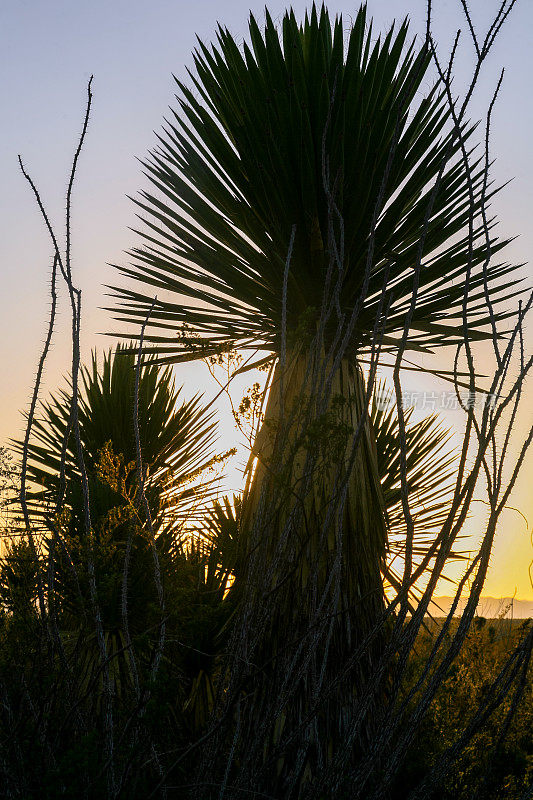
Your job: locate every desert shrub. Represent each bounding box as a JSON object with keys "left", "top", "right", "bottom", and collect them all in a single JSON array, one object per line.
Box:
[{"left": 393, "top": 618, "right": 533, "bottom": 800}]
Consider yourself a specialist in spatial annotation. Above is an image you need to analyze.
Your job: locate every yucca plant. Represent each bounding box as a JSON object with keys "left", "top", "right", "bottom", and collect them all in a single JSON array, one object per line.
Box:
[
  {"left": 16, "top": 344, "right": 220, "bottom": 529},
  {"left": 11, "top": 346, "right": 227, "bottom": 708},
  {"left": 110, "top": 2, "right": 520, "bottom": 786},
  {"left": 179, "top": 395, "right": 458, "bottom": 791}
]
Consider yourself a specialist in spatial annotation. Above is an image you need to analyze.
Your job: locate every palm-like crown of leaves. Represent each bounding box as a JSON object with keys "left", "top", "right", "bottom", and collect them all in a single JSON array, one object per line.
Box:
[
  {"left": 111, "top": 4, "right": 520, "bottom": 365},
  {"left": 15, "top": 345, "right": 218, "bottom": 525}
]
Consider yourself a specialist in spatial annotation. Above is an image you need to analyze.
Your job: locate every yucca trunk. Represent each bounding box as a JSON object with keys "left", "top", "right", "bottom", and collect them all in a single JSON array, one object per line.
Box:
[{"left": 239, "top": 350, "right": 388, "bottom": 786}]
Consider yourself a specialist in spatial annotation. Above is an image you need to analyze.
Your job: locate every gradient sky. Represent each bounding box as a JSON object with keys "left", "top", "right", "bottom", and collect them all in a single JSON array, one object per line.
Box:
[{"left": 1, "top": 0, "right": 531, "bottom": 598}]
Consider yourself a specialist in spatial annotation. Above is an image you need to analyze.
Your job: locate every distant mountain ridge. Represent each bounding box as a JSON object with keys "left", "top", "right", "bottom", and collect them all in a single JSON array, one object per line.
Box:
[{"left": 428, "top": 596, "right": 533, "bottom": 619}]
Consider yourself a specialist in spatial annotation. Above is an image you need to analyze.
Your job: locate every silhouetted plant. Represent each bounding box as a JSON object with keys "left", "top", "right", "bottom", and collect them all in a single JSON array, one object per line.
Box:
[{"left": 2, "top": 2, "right": 531, "bottom": 798}]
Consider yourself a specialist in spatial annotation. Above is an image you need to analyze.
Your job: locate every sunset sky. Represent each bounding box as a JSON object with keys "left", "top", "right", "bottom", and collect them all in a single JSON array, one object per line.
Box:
[{"left": 1, "top": 0, "right": 531, "bottom": 599}]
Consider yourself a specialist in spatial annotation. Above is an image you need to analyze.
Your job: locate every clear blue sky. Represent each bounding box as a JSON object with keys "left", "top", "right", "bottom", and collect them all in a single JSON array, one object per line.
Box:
[{"left": 1, "top": 0, "right": 532, "bottom": 596}]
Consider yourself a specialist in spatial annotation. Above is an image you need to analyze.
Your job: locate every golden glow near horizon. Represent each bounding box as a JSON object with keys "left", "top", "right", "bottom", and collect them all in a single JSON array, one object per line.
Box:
[
  {"left": 184, "top": 357, "right": 533, "bottom": 602},
  {"left": 1, "top": 323, "right": 532, "bottom": 602},
  {"left": 1, "top": 0, "right": 532, "bottom": 600}
]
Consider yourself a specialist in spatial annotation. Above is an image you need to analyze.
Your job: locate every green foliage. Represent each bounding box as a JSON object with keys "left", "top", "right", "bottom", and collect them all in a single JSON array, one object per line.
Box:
[
  {"left": 0, "top": 446, "right": 15, "bottom": 498},
  {"left": 0, "top": 446, "right": 18, "bottom": 535},
  {"left": 0, "top": 484, "right": 239, "bottom": 797},
  {"left": 0, "top": 345, "right": 241, "bottom": 796},
  {"left": 0, "top": 536, "right": 39, "bottom": 616},
  {"left": 396, "top": 619, "right": 533, "bottom": 800},
  {"left": 1, "top": 395, "right": 530, "bottom": 796}
]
